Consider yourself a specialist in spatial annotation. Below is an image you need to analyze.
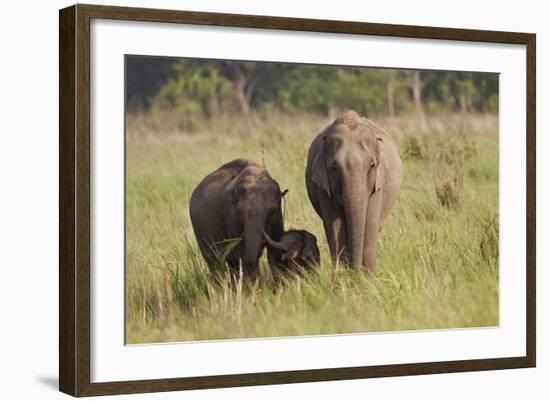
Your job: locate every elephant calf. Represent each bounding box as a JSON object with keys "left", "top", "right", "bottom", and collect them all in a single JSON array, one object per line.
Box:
[
  {"left": 189, "top": 159, "right": 284, "bottom": 280},
  {"left": 263, "top": 229, "right": 320, "bottom": 272}
]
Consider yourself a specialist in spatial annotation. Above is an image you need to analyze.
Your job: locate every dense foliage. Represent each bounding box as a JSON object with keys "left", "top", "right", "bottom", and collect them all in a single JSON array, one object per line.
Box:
[{"left": 126, "top": 56, "right": 499, "bottom": 117}]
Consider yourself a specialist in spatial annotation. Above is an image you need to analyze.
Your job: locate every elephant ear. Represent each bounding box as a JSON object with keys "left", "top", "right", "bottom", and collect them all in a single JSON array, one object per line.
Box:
[
  {"left": 223, "top": 177, "right": 243, "bottom": 238},
  {"left": 374, "top": 137, "right": 385, "bottom": 193},
  {"left": 375, "top": 164, "right": 385, "bottom": 193},
  {"left": 310, "top": 139, "right": 331, "bottom": 197},
  {"left": 225, "top": 175, "right": 241, "bottom": 204}
]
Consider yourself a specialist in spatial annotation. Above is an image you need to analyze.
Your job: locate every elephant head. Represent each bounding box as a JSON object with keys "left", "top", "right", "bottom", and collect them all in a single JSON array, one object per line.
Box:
[
  {"left": 263, "top": 229, "right": 320, "bottom": 271},
  {"left": 309, "top": 110, "right": 385, "bottom": 268},
  {"left": 225, "top": 165, "right": 284, "bottom": 277}
]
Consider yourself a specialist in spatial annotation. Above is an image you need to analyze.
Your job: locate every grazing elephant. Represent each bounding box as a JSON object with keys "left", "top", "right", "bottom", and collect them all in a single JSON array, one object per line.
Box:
[
  {"left": 190, "top": 159, "right": 284, "bottom": 280},
  {"left": 263, "top": 229, "right": 320, "bottom": 272},
  {"left": 305, "top": 110, "right": 402, "bottom": 273}
]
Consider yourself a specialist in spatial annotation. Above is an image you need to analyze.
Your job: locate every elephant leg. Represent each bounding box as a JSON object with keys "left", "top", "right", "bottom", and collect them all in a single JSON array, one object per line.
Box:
[
  {"left": 225, "top": 253, "right": 258, "bottom": 283},
  {"left": 226, "top": 255, "right": 240, "bottom": 271},
  {"left": 363, "top": 190, "right": 383, "bottom": 273},
  {"left": 194, "top": 234, "right": 218, "bottom": 271},
  {"left": 318, "top": 189, "right": 348, "bottom": 266},
  {"left": 267, "top": 249, "right": 285, "bottom": 281}
]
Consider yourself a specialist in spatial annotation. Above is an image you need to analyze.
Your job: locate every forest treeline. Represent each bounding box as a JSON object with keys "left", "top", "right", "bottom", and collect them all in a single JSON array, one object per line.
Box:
[{"left": 126, "top": 56, "right": 499, "bottom": 118}]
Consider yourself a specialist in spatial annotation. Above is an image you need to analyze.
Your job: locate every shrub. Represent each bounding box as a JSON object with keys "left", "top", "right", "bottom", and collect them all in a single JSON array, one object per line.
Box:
[
  {"left": 402, "top": 136, "right": 423, "bottom": 160},
  {"left": 422, "top": 131, "right": 477, "bottom": 208}
]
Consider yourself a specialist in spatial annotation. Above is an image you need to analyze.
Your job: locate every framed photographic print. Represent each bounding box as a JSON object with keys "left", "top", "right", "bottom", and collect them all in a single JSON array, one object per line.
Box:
[{"left": 59, "top": 3, "right": 536, "bottom": 397}]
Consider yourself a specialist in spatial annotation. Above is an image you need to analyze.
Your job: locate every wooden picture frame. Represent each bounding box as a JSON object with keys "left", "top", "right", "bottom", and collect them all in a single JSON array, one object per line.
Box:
[{"left": 59, "top": 3, "right": 536, "bottom": 397}]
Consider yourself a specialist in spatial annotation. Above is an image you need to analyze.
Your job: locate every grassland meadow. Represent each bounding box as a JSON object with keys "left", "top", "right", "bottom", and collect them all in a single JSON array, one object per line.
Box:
[{"left": 125, "top": 107, "right": 498, "bottom": 343}]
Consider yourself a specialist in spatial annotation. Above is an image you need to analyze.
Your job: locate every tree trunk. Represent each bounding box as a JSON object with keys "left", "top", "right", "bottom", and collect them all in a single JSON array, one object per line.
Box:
[
  {"left": 386, "top": 71, "right": 395, "bottom": 117},
  {"left": 459, "top": 95, "right": 467, "bottom": 113},
  {"left": 219, "top": 61, "right": 252, "bottom": 115},
  {"left": 412, "top": 70, "right": 423, "bottom": 116},
  {"left": 234, "top": 73, "right": 250, "bottom": 115}
]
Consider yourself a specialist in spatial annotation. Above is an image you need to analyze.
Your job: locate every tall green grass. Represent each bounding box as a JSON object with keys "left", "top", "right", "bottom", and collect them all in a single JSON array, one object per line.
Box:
[{"left": 125, "top": 111, "right": 498, "bottom": 344}]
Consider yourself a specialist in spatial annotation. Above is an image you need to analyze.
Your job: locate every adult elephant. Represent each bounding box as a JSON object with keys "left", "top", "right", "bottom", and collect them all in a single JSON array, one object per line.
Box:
[
  {"left": 305, "top": 110, "right": 402, "bottom": 273},
  {"left": 190, "top": 159, "right": 284, "bottom": 280}
]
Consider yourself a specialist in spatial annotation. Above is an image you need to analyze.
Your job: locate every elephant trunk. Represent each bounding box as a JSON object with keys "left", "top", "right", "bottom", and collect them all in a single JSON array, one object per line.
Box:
[
  {"left": 342, "top": 177, "right": 368, "bottom": 268},
  {"left": 242, "top": 214, "right": 265, "bottom": 278},
  {"left": 262, "top": 230, "right": 289, "bottom": 252}
]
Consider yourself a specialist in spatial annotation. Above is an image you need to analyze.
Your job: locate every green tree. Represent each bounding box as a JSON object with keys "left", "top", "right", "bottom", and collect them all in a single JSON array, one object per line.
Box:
[{"left": 129, "top": 56, "right": 499, "bottom": 118}]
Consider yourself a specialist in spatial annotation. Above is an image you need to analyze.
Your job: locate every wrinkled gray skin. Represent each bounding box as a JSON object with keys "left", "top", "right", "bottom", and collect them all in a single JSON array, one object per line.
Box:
[
  {"left": 190, "top": 159, "right": 284, "bottom": 280},
  {"left": 305, "top": 110, "right": 402, "bottom": 273},
  {"left": 263, "top": 229, "right": 320, "bottom": 272}
]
